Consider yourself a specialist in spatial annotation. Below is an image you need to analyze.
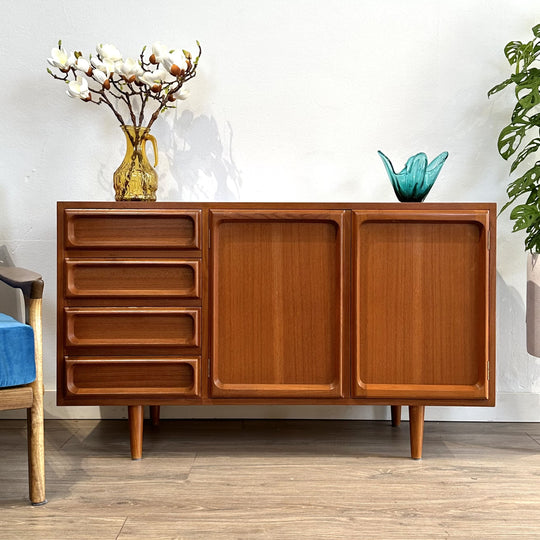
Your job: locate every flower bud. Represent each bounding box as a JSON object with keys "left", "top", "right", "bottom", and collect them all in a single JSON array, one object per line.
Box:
[
  {"left": 169, "top": 64, "right": 182, "bottom": 77},
  {"left": 167, "top": 94, "right": 176, "bottom": 102},
  {"left": 151, "top": 84, "right": 162, "bottom": 93},
  {"left": 103, "top": 79, "right": 111, "bottom": 90},
  {"left": 149, "top": 53, "right": 158, "bottom": 64}
]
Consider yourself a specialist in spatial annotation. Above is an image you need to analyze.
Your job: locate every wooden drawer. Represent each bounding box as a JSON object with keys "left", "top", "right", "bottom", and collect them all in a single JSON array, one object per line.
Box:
[
  {"left": 64, "top": 209, "right": 201, "bottom": 250},
  {"left": 65, "top": 357, "right": 200, "bottom": 397},
  {"left": 64, "top": 307, "right": 200, "bottom": 348},
  {"left": 64, "top": 259, "right": 201, "bottom": 299}
]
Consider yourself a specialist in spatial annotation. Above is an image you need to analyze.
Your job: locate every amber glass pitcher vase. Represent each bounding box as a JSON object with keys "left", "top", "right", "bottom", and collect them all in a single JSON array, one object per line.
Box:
[{"left": 113, "top": 125, "right": 159, "bottom": 201}]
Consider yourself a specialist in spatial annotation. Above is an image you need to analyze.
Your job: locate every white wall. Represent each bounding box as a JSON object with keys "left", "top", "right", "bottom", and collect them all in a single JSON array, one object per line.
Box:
[{"left": 1, "top": 0, "right": 539, "bottom": 421}]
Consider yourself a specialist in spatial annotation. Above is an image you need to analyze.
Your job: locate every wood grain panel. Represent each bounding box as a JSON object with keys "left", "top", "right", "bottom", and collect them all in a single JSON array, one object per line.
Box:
[
  {"left": 210, "top": 210, "right": 347, "bottom": 398},
  {"left": 0, "top": 387, "right": 33, "bottom": 410},
  {"left": 64, "top": 259, "right": 200, "bottom": 299},
  {"left": 65, "top": 357, "right": 199, "bottom": 397},
  {"left": 64, "top": 209, "right": 200, "bottom": 249},
  {"left": 353, "top": 210, "right": 490, "bottom": 400},
  {"left": 64, "top": 308, "right": 200, "bottom": 348}
]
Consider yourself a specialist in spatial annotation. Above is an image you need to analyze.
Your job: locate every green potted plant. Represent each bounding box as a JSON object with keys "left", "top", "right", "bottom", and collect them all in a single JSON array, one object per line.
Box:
[{"left": 489, "top": 23, "right": 540, "bottom": 355}]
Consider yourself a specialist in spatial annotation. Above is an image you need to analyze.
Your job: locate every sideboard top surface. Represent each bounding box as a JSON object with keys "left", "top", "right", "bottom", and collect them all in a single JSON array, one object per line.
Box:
[{"left": 58, "top": 201, "right": 497, "bottom": 210}]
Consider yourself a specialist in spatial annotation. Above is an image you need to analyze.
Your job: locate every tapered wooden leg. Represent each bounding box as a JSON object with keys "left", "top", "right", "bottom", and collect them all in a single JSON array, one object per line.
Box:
[
  {"left": 150, "top": 405, "right": 160, "bottom": 427},
  {"left": 28, "top": 298, "right": 46, "bottom": 505},
  {"left": 128, "top": 405, "right": 144, "bottom": 460},
  {"left": 409, "top": 405, "right": 425, "bottom": 460},
  {"left": 27, "top": 404, "right": 46, "bottom": 505},
  {"left": 391, "top": 405, "right": 402, "bottom": 427}
]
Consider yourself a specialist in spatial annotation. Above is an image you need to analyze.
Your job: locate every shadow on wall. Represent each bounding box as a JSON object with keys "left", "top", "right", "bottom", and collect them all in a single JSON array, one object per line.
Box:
[
  {"left": 157, "top": 110, "right": 242, "bottom": 201},
  {"left": 496, "top": 271, "right": 540, "bottom": 394},
  {"left": 95, "top": 111, "right": 242, "bottom": 202}
]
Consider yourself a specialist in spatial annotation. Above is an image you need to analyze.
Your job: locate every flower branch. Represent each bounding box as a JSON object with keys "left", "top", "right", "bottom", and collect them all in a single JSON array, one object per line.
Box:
[{"left": 47, "top": 40, "right": 201, "bottom": 133}]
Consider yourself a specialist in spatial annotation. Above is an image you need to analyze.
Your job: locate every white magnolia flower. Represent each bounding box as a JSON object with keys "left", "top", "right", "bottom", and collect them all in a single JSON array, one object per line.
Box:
[
  {"left": 96, "top": 43, "right": 122, "bottom": 62},
  {"left": 91, "top": 56, "right": 117, "bottom": 76},
  {"left": 161, "top": 51, "right": 187, "bottom": 76},
  {"left": 91, "top": 57, "right": 107, "bottom": 73},
  {"left": 138, "top": 68, "right": 171, "bottom": 87},
  {"left": 47, "top": 46, "right": 73, "bottom": 70},
  {"left": 177, "top": 89, "right": 189, "bottom": 100},
  {"left": 75, "top": 56, "right": 91, "bottom": 74},
  {"left": 151, "top": 42, "right": 169, "bottom": 63},
  {"left": 105, "top": 57, "right": 120, "bottom": 74},
  {"left": 66, "top": 76, "right": 90, "bottom": 100},
  {"left": 119, "top": 58, "right": 143, "bottom": 80},
  {"left": 93, "top": 69, "right": 108, "bottom": 84}
]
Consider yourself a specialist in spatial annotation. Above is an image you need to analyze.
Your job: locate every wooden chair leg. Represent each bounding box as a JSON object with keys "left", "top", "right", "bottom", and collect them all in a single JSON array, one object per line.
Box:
[
  {"left": 409, "top": 405, "right": 425, "bottom": 460},
  {"left": 150, "top": 405, "right": 160, "bottom": 427},
  {"left": 27, "top": 297, "right": 46, "bottom": 505},
  {"left": 27, "top": 403, "right": 46, "bottom": 505},
  {"left": 391, "top": 405, "right": 401, "bottom": 427},
  {"left": 128, "top": 405, "right": 144, "bottom": 460}
]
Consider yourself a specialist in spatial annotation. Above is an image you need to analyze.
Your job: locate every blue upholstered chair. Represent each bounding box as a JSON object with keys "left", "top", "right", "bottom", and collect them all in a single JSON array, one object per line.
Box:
[{"left": 0, "top": 256, "right": 46, "bottom": 505}]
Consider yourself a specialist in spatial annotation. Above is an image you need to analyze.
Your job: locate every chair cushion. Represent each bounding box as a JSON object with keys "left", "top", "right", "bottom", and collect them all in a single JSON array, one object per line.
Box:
[{"left": 0, "top": 313, "right": 35, "bottom": 388}]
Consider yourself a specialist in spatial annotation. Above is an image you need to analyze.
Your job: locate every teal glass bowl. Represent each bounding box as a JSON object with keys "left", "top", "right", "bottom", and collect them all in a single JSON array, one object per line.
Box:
[{"left": 378, "top": 150, "right": 448, "bottom": 202}]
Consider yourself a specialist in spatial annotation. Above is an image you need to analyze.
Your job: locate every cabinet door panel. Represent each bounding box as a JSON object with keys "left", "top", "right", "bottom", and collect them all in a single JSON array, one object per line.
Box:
[
  {"left": 352, "top": 210, "right": 494, "bottom": 401},
  {"left": 210, "top": 210, "right": 348, "bottom": 398}
]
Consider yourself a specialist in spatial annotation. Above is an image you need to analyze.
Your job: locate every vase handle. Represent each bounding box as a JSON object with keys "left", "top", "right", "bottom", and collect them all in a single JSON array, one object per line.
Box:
[{"left": 144, "top": 133, "right": 159, "bottom": 167}]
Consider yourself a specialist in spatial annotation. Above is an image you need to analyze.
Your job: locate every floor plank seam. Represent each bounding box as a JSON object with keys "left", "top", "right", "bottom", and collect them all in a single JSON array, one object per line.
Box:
[
  {"left": 526, "top": 432, "right": 540, "bottom": 447},
  {"left": 115, "top": 516, "right": 128, "bottom": 539},
  {"left": 186, "top": 454, "right": 198, "bottom": 480}
]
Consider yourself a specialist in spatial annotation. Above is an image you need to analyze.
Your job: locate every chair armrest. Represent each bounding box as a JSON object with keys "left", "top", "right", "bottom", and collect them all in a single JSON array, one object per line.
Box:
[{"left": 0, "top": 267, "right": 44, "bottom": 300}]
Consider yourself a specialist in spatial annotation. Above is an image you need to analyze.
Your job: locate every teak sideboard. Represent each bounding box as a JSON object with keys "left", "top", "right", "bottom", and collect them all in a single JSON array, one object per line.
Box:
[{"left": 57, "top": 202, "right": 496, "bottom": 459}]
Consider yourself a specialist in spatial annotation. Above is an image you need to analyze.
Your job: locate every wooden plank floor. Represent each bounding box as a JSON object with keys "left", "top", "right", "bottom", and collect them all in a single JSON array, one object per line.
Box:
[{"left": 1, "top": 419, "right": 540, "bottom": 539}]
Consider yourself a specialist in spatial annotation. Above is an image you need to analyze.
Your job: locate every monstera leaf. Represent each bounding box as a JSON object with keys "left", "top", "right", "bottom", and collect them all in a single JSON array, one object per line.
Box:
[
  {"left": 515, "top": 68, "right": 540, "bottom": 112},
  {"left": 489, "top": 24, "right": 540, "bottom": 252},
  {"left": 497, "top": 119, "right": 529, "bottom": 160}
]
